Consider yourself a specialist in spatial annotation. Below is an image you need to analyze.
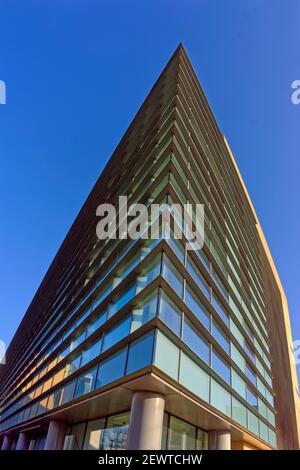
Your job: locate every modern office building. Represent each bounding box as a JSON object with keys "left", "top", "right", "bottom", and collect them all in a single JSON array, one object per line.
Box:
[{"left": 0, "top": 44, "right": 299, "bottom": 451}]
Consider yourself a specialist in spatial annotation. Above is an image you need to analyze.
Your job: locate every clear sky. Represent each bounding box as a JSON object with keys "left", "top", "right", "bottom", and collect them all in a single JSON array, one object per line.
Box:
[{"left": 0, "top": 0, "right": 299, "bottom": 381}]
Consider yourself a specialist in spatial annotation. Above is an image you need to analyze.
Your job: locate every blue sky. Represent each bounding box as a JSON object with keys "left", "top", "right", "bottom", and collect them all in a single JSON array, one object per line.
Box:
[{"left": 0, "top": 0, "right": 299, "bottom": 381}]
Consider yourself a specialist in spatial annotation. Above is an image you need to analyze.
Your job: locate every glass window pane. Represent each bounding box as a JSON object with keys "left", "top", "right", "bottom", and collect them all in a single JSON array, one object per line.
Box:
[
  {"left": 47, "top": 388, "right": 61, "bottom": 410},
  {"left": 154, "top": 330, "right": 180, "bottom": 380},
  {"left": 83, "top": 418, "right": 105, "bottom": 450},
  {"left": 232, "top": 397, "right": 247, "bottom": 427},
  {"left": 126, "top": 332, "right": 154, "bottom": 374},
  {"left": 167, "top": 236, "right": 185, "bottom": 264},
  {"left": 81, "top": 338, "right": 102, "bottom": 367},
  {"left": 101, "top": 412, "right": 129, "bottom": 450},
  {"left": 259, "top": 420, "right": 269, "bottom": 442},
  {"left": 258, "top": 397, "right": 268, "bottom": 419},
  {"left": 267, "top": 407, "right": 275, "bottom": 427},
  {"left": 96, "top": 348, "right": 127, "bottom": 388},
  {"left": 136, "top": 256, "right": 161, "bottom": 293},
  {"left": 212, "top": 270, "right": 228, "bottom": 300},
  {"left": 179, "top": 353, "right": 210, "bottom": 402},
  {"left": 59, "top": 380, "right": 76, "bottom": 405},
  {"left": 230, "top": 343, "right": 245, "bottom": 372},
  {"left": 101, "top": 316, "right": 131, "bottom": 352},
  {"left": 212, "top": 294, "right": 229, "bottom": 326},
  {"left": 183, "top": 319, "right": 210, "bottom": 365},
  {"left": 70, "top": 331, "right": 86, "bottom": 352},
  {"left": 86, "top": 311, "right": 107, "bottom": 337},
  {"left": 74, "top": 367, "right": 97, "bottom": 398},
  {"left": 187, "top": 256, "right": 210, "bottom": 299},
  {"left": 108, "top": 283, "right": 136, "bottom": 318},
  {"left": 268, "top": 428, "right": 277, "bottom": 447},
  {"left": 231, "top": 369, "right": 246, "bottom": 399},
  {"left": 246, "top": 387, "right": 258, "bottom": 408},
  {"left": 210, "top": 379, "right": 231, "bottom": 417},
  {"left": 167, "top": 415, "right": 196, "bottom": 450},
  {"left": 245, "top": 363, "right": 257, "bottom": 386},
  {"left": 158, "top": 291, "right": 182, "bottom": 336},
  {"left": 230, "top": 319, "right": 244, "bottom": 347},
  {"left": 185, "top": 285, "right": 210, "bottom": 330},
  {"left": 162, "top": 255, "right": 183, "bottom": 297},
  {"left": 131, "top": 291, "right": 158, "bottom": 332},
  {"left": 247, "top": 410, "right": 259, "bottom": 435},
  {"left": 212, "top": 349, "right": 231, "bottom": 384},
  {"left": 245, "top": 341, "right": 255, "bottom": 363},
  {"left": 211, "top": 320, "right": 230, "bottom": 354},
  {"left": 196, "top": 429, "right": 208, "bottom": 450},
  {"left": 64, "top": 423, "right": 86, "bottom": 450},
  {"left": 64, "top": 355, "right": 81, "bottom": 378}
]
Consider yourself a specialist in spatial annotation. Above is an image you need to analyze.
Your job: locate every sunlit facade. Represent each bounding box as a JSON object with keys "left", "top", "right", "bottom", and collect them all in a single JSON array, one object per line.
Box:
[{"left": 0, "top": 45, "right": 299, "bottom": 451}]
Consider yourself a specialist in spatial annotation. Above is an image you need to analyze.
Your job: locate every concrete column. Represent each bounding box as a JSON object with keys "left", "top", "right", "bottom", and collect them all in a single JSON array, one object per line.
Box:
[
  {"left": 44, "top": 420, "right": 67, "bottom": 450},
  {"left": 208, "top": 430, "right": 231, "bottom": 450},
  {"left": 28, "top": 439, "right": 36, "bottom": 451},
  {"left": 127, "top": 391, "right": 165, "bottom": 450},
  {"left": 1, "top": 434, "right": 13, "bottom": 450},
  {"left": 16, "top": 432, "right": 30, "bottom": 450}
]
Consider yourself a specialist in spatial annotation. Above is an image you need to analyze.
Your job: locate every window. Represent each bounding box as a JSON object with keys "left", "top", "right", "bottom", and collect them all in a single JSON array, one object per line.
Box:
[
  {"left": 86, "top": 311, "right": 107, "bottom": 337},
  {"left": 212, "top": 349, "right": 231, "bottom": 384},
  {"left": 167, "top": 235, "right": 185, "bottom": 264},
  {"left": 64, "top": 423, "right": 86, "bottom": 450},
  {"left": 230, "top": 319, "right": 244, "bottom": 347},
  {"left": 108, "top": 283, "right": 136, "bottom": 318},
  {"left": 245, "top": 363, "right": 257, "bottom": 386},
  {"left": 83, "top": 418, "right": 105, "bottom": 450},
  {"left": 136, "top": 256, "right": 161, "bottom": 293},
  {"left": 259, "top": 420, "right": 269, "bottom": 442},
  {"left": 162, "top": 255, "right": 183, "bottom": 297},
  {"left": 92, "top": 282, "right": 112, "bottom": 312},
  {"left": 267, "top": 407, "right": 275, "bottom": 427},
  {"left": 154, "top": 330, "right": 180, "bottom": 380},
  {"left": 101, "top": 316, "right": 131, "bottom": 352},
  {"left": 70, "top": 331, "right": 86, "bottom": 352},
  {"left": 131, "top": 291, "right": 158, "bottom": 331},
  {"left": 210, "top": 379, "right": 231, "bottom": 417},
  {"left": 187, "top": 256, "right": 210, "bottom": 299},
  {"left": 158, "top": 291, "right": 182, "bottom": 336},
  {"left": 211, "top": 321, "right": 230, "bottom": 354},
  {"left": 212, "top": 294, "right": 229, "bottom": 326},
  {"left": 231, "top": 369, "right": 246, "bottom": 399},
  {"left": 246, "top": 387, "right": 258, "bottom": 408},
  {"left": 179, "top": 353, "right": 210, "bottom": 402},
  {"left": 268, "top": 429, "right": 276, "bottom": 447},
  {"left": 29, "top": 402, "right": 39, "bottom": 419},
  {"left": 183, "top": 319, "right": 210, "bottom": 365},
  {"left": 185, "top": 285, "right": 210, "bottom": 330},
  {"left": 101, "top": 412, "right": 129, "bottom": 450},
  {"left": 212, "top": 270, "right": 228, "bottom": 300},
  {"left": 244, "top": 341, "right": 255, "bottom": 363},
  {"left": 96, "top": 348, "right": 127, "bottom": 388},
  {"left": 230, "top": 343, "right": 245, "bottom": 372},
  {"left": 59, "top": 380, "right": 76, "bottom": 405},
  {"left": 247, "top": 410, "right": 259, "bottom": 435},
  {"left": 232, "top": 397, "right": 247, "bottom": 427},
  {"left": 257, "top": 378, "right": 266, "bottom": 397},
  {"left": 47, "top": 388, "right": 61, "bottom": 410},
  {"left": 64, "top": 355, "right": 81, "bottom": 378},
  {"left": 126, "top": 332, "right": 154, "bottom": 374},
  {"left": 74, "top": 367, "right": 97, "bottom": 398},
  {"left": 167, "top": 416, "right": 197, "bottom": 450},
  {"left": 195, "top": 248, "right": 210, "bottom": 272},
  {"left": 81, "top": 339, "right": 102, "bottom": 367}
]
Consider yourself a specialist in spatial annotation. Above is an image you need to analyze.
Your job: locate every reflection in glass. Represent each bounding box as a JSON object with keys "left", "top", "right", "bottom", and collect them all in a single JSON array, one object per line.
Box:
[{"left": 101, "top": 412, "right": 129, "bottom": 450}]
